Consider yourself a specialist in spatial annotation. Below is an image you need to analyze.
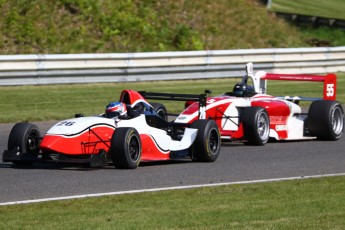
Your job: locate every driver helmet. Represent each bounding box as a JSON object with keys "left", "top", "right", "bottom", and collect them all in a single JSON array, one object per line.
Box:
[
  {"left": 232, "top": 83, "right": 255, "bottom": 97},
  {"left": 105, "top": 102, "right": 127, "bottom": 118}
]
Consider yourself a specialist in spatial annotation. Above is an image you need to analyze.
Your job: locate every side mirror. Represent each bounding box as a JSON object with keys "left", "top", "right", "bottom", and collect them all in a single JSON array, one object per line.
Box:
[{"left": 204, "top": 89, "right": 212, "bottom": 96}]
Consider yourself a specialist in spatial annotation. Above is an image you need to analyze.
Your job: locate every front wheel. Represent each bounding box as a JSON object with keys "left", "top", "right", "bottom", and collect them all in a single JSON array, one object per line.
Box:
[
  {"left": 190, "top": 119, "right": 221, "bottom": 162},
  {"left": 308, "top": 100, "right": 344, "bottom": 140},
  {"left": 110, "top": 128, "right": 142, "bottom": 169},
  {"left": 7, "top": 122, "right": 41, "bottom": 166},
  {"left": 241, "top": 107, "right": 270, "bottom": 146}
]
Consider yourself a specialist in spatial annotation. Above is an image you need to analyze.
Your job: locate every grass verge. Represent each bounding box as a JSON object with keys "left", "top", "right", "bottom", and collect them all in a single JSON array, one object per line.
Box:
[
  {"left": 0, "top": 73, "right": 344, "bottom": 123},
  {"left": 0, "top": 176, "right": 345, "bottom": 229},
  {"left": 269, "top": 0, "right": 345, "bottom": 20},
  {"left": 0, "top": 74, "right": 345, "bottom": 123}
]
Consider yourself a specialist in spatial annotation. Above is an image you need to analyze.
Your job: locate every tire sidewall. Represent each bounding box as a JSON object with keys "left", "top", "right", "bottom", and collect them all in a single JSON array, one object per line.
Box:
[
  {"left": 110, "top": 127, "right": 142, "bottom": 169},
  {"left": 124, "top": 129, "right": 141, "bottom": 168},
  {"left": 309, "top": 100, "right": 344, "bottom": 140},
  {"left": 327, "top": 102, "right": 344, "bottom": 140},
  {"left": 255, "top": 108, "right": 270, "bottom": 145},
  {"left": 242, "top": 107, "right": 270, "bottom": 145},
  {"left": 204, "top": 124, "right": 221, "bottom": 161},
  {"left": 8, "top": 122, "right": 41, "bottom": 156},
  {"left": 190, "top": 120, "right": 221, "bottom": 162}
]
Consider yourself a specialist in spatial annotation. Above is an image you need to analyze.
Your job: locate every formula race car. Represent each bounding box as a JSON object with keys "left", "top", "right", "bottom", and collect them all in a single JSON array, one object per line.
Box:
[
  {"left": 3, "top": 90, "right": 221, "bottom": 168},
  {"left": 161, "top": 63, "right": 344, "bottom": 145}
]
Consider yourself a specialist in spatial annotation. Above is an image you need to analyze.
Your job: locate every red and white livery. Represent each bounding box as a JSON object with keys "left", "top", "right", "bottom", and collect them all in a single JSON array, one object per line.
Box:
[
  {"left": 3, "top": 90, "right": 221, "bottom": 169},
  {"left": 174, "top": 63, "right": 344, "bottom": 145}
]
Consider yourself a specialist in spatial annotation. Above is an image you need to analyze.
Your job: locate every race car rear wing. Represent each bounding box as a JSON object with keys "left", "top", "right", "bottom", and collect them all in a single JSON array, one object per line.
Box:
[
  {"left": 246, "top": 63, "right": 337, "bottom": 100},
  {"left": 139, "top": 91, "right": 208, "bottom": 119}
]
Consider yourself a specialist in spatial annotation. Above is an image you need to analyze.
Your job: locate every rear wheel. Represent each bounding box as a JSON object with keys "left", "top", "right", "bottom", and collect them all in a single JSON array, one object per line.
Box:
[
  {"left": 241, "top": 107, "right": 270, "bottom": 145},
  {"left": 7, "top": 123, "right": 41, "bottom": 166},
  {"left": 190, "top": 120, "right": 221, "bottom": 162},
  {"left": 308, "top": 100, "right": 344, "bottom": 140},
  {"left": 110, "top": 128, "right": 141, "bottom": 169},
  {"left": 151, "top": 102, "right": 168, "bottom": 121}
]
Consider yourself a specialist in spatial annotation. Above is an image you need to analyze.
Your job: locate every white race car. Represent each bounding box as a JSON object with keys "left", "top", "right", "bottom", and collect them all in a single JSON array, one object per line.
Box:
[
  {"left": 3, "top": 90, "right": 221, "bottom": 169},
  {"left": 150, "top": 63, "right": 344, "bottom": 145}
]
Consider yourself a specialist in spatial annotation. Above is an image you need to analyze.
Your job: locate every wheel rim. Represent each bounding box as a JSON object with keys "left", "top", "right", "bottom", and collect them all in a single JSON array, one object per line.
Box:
[
  {"left": 332, "top": 107, "right": 344, "bottom": 135},
  {"left": 257, "top": 111, "right": 269, "bottom": 140},
  {"left": 208, "top": 128, "right": 219, "bottom": 154},
  {"left": 128, "top": 136, "right": 140, "bottom": 161},
  {"left": 26, "top": 131, "right": 39, "bottom": 154}
]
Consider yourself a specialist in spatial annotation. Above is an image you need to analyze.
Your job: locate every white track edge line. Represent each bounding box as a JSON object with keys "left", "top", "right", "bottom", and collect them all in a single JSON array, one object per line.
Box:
[{"left": 1, "top": 172, "right": 345, "bottom": 206}]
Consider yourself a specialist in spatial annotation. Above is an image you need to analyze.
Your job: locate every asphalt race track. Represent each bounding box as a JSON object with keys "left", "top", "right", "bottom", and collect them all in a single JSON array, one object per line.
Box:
[{"left": 0, "top": 122, "right": 344, "bottom": 203}]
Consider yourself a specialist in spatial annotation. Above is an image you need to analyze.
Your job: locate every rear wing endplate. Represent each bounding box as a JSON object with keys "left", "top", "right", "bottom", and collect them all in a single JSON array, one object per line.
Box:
[{"left": 139, "top": 91, "right": 207, "bottom": 119}]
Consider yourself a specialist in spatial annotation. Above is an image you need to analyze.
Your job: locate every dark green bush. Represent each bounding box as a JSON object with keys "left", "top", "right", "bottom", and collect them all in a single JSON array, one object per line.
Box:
[{"left": 0, "top": 0, "right": 344, "bottom": 54}]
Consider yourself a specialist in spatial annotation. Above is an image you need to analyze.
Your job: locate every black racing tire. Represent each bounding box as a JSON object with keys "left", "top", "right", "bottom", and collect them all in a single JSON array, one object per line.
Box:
[
  {"left": 151, "top": 102, "right": 168, "bottom": 121},
  {"left": 308, "top": 100, "right": 344, "bottom": 140},
  {"left": 190, "top": 119, "right": 221, "bottom": 162},
  {"left": 7, "top": 122, "right": 41, "bottom": 166},
  {"left": 241, "top": 107, "right": 270, "bottom": 146},
  {"left": 110, "top": 127, "right": 142, "bottom": 169}
]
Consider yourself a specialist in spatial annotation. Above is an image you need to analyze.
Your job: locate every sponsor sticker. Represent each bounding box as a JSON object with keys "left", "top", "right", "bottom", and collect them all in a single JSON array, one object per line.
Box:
[
  {"left": 275, "top": 125, "right": 287, "bottom": 131},
  {"left": 270, "top": 116, "right": 287, "bottom": 125}
]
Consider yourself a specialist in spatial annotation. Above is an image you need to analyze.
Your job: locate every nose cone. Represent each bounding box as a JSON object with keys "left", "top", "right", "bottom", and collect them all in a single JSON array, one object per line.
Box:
[
  {"left": 40, "top": 126, "right": 115, "bottom": 155},
  {"left": 40, "top": 134, "right": 82, "bottom": 155}
]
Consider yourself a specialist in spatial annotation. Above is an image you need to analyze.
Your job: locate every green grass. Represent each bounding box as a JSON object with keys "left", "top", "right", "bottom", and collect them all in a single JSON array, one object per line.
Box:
[
  {"left": 0, "top": 73, "right": 344, "bottom": 123},
  {"left": 269, "top": 0, "right": 345, "bottom": 20},
  {"left": 268, "top": 0, "right": 345, "bottom": 47},
  {"left": 1, "top": 176, "right": 345, "bottom": 229}
]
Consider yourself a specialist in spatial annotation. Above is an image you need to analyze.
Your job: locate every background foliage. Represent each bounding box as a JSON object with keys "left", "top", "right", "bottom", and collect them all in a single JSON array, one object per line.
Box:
[{"left": 1, "top": 0, "right": 345, "bottom": 54}]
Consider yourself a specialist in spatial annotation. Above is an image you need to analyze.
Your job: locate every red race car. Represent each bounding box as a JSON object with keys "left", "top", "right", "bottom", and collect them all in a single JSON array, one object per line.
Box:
[
  {"left": 3, "top": 90, "right": 221, "bottom": 168},
  {"left": 153, "top": 63, "right": 344, "bottom": 145}
]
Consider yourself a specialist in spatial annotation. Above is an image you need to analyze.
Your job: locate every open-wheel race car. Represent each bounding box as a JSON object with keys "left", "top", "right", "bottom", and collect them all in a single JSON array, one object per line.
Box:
[
  {"left": 146, "top": 63, "right": 344, "bottom": 145},
  {"left": 3, "top": 90, "right": 221, "bottom": 169}
]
